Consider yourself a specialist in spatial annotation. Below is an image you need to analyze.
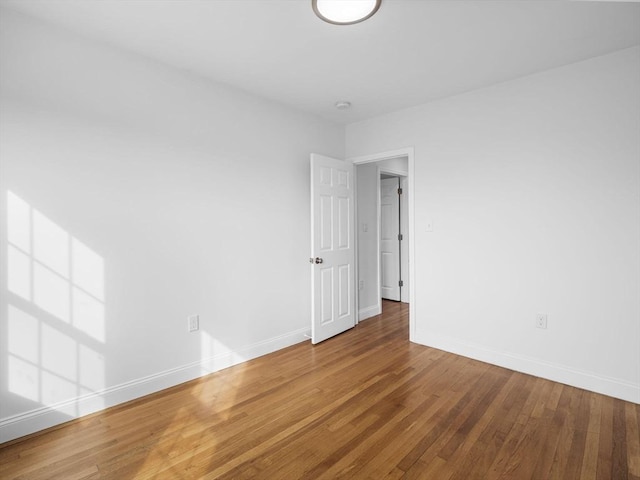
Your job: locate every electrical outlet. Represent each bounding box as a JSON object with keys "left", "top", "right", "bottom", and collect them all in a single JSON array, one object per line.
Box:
[
  {"left": 536, "top": 314, "right": 547, "bottom": 329},
  {"left": 359, "top": 280, "right": 364, "bottom": 290},
  {"left": 188, "top": 314, "right": 199, "bottom": 332}
]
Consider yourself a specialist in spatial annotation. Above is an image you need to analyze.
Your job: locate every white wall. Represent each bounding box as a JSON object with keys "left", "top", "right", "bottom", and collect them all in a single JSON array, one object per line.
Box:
[
  {"left": 347, "top": 47, "right": 640, "bottom": 403},
  {"left": 356, "top": 157, "right": 408, "bottom": 319},
  {"left": 0, "top": 9, "right": 344, "bottom": 441}
]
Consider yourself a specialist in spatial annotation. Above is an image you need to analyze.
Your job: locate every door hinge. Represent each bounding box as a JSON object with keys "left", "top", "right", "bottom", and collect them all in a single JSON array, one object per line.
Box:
[
  {"left": 397, "top": 187, "right": 403, "bottom": 195},
  {"left": 399, "top": 280, "right": 404, "bottom": 287},
  {"left": 398, "top": 233, "right": 403, "bottom": 241}
]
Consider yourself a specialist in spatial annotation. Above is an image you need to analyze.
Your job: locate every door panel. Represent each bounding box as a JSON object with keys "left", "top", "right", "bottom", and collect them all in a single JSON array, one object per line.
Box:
[
  {"left": 381, "top": 251, "right": 395, "bottom": 289},
  {"left": 320, "top": 267, "right": 333, "bottom": 324},
  {"left": 338, "top": 264, "right": 350, "bottom": 317},
  {"left": 338, "top": 196, "right": 350, "bottom": 249},
  {"left": 320, "top": 195, "right": 333, "bottom": 250},
  {"left": 311, "top": 154, "right": 355, "bottom": 344}
]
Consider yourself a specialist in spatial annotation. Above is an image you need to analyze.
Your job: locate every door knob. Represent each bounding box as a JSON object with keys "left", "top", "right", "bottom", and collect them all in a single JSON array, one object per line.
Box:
[{"left": 310, "top": 257, "right": 323, "bottom": 264}]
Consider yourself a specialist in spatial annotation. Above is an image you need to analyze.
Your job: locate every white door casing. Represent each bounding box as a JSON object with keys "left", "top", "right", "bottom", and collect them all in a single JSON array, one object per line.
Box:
[
  {"left": 350, "top": 146, "right": 415, "bottom": 340},
  {"left": 380, "top": 177, "right": 401, "bottom": 301},
  {"left": 310, "top": 154, "right": 355, "bottom": 344},
  {"left": 400, "top": 176, "right": 410, "bottom": 303}
]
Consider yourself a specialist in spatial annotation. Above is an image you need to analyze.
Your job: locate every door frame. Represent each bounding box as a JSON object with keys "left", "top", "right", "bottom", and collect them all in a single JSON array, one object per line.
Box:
[{"left": 350, "top": 147, "right": 416, "bottom": 341}]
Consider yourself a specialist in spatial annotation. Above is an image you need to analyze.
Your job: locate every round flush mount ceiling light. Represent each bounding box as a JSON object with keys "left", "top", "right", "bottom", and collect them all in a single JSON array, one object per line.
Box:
[
  {"left": 312, "top": 0, "right": 381, "bottom": 25},
  {"left": 335, "top": 101, "right": 351, "bottom": 110}
]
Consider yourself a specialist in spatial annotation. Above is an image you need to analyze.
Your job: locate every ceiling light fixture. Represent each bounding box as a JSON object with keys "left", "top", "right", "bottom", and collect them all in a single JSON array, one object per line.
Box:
[
  {"left": 312, "top": 0, "right": 381, "bottom": 25},
  {"left": 335, "top": 101, "right": 351, "bottom": 110}
]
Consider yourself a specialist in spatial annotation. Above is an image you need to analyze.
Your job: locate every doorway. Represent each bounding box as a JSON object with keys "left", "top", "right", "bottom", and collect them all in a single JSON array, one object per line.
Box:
[{"left": 352, "top": 148, "right": 415, "bottom": 339}]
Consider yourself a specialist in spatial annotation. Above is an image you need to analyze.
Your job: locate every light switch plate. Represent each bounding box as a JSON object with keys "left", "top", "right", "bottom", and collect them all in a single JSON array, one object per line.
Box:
[{"left": 188, "top": 315, "right": 199, "bottom": 332}]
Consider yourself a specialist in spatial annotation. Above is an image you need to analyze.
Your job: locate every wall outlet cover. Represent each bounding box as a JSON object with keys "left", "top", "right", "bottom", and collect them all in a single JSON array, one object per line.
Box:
[{"left": 536, "top": 314, "right": 548, "bottom": 329}]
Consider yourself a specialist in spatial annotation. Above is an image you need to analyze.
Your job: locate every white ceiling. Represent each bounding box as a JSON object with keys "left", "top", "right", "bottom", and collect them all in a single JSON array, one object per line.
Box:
[{"left": 2, "top": 0, "right": 640, "bottom": 124}]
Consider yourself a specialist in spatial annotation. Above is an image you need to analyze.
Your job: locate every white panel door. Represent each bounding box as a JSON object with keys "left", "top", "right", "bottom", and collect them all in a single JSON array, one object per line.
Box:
[
  {"left": 310, "top": 154, "right": 355, "bottom": 344},
  {"left": 380, "top": 177, "right": 401, "bottom": 301}
]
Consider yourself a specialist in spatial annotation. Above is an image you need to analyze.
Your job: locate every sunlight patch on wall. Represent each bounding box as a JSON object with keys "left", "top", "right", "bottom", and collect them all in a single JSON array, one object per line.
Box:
[
  {"left": 34, "top": 263, "right": 70, "bottom": 323},
  {"left": 200, "top": 330, "right": 247, "bottom": 376},
  {"left": 7, "top": 306, "right": 39, "bottom": 402},
  {"left": 7, "top": 245, "right": 30, "bottom": 300},
  {"left": 5, "top": 190, "right": 106, "bottom": 415},
  {"left": 33, "top": 210, "right": 69, "bottom": 279}
]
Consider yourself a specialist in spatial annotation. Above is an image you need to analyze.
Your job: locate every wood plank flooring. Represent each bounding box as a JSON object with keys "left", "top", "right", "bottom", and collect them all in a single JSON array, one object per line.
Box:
[{"left": 1, "top": 300, "right": 639, "bottom": 479}]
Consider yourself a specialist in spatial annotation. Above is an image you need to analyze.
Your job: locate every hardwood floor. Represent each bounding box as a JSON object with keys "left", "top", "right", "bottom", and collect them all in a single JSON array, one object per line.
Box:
[{"left": 1, "top": 300, "right": 639, "bottom": 479}]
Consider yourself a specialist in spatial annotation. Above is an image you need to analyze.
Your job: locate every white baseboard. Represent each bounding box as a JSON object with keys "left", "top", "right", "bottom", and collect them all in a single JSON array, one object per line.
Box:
[
  {"left": 359, "top": 303, "right": 381, "bottom": 321},
  {"left": 0, "top": 327, "right": 309, "bottom": 443},
  {"left": 414, "top": 331, "right": 640, "bottom": 404}
]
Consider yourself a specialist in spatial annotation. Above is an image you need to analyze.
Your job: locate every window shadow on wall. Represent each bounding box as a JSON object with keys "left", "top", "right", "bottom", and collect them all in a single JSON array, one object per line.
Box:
[{"left": 5, "top": 190, "right": 106, "bottom": 421}]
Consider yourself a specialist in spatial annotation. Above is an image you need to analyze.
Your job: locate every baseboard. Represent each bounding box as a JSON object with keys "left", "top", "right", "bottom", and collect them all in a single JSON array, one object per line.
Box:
[
  {"left": 0, "top": 327, "right": 309, "bottom": 443},
  {"left": 414, "top": 331, "right": 640, "bottom": 404},
  {"left": 359, "top": 303, "right": 381, "bottom": 321}
]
